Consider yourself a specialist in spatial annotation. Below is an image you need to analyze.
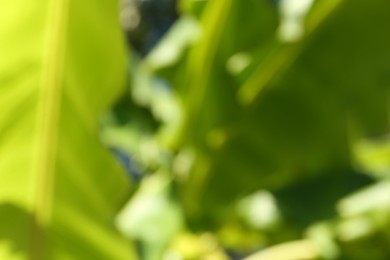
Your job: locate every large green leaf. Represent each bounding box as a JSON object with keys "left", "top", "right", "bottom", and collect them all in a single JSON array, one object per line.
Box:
[
  {"left": 0, "top": 0, "right": 135, "bottom": 259},
  {"left": 166, "top": 0, "right": 390, "bottom": 227}
]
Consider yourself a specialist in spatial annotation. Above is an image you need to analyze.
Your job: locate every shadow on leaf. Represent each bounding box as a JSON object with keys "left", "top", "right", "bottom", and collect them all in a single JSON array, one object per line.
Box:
[{"left": 0, "top": 203, "right": 34, "bottom": 255}]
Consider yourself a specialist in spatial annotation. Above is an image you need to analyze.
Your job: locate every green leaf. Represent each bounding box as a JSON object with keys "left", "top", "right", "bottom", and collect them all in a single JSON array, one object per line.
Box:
[
  {"left": 0, "top": 0, "right": 136, "bottom": 259},
  {"left": 171, "top": 0, "right": 390, "bottom": 229},
  {"left": 173, "top": 0, "right": 279, "bottom": 223}
]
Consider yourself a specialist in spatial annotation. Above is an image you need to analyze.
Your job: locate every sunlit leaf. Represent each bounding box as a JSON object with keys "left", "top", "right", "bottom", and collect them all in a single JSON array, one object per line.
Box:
[{"left": 0, "top": 0, "right": 135, "bottom": 258}]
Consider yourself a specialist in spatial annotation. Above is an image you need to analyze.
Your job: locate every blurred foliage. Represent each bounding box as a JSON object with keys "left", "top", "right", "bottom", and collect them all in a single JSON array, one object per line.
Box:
[
  {"left": 3, "top": 0, "right": 390, "bottom": 259},
  {"left": 111, "top": 0, "right": 390, "bottom": 259}
]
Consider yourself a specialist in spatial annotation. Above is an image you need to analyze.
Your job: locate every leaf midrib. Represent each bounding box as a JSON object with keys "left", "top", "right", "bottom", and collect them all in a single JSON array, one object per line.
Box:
[
  {"left": 238, "top": 0, "right": 346, "bottom": 105},
  {"left": 31, "top": 0, "right": 70, "bottom": 258}
]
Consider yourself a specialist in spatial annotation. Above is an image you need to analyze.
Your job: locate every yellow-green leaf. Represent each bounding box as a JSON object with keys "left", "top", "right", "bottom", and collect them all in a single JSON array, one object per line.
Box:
[{"left": 0, "top": 0, "right": 136, "bottom": 259}]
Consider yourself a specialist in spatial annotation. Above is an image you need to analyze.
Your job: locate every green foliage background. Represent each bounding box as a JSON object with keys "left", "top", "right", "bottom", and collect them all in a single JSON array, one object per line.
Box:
[{"left": 2, "top": 0, "right": 390, "bottom": 259}]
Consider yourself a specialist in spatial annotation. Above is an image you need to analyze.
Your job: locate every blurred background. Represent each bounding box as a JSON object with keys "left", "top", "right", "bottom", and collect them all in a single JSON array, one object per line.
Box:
[{"left": 107, "top": 0, "right": 390, "bottom": 259}]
